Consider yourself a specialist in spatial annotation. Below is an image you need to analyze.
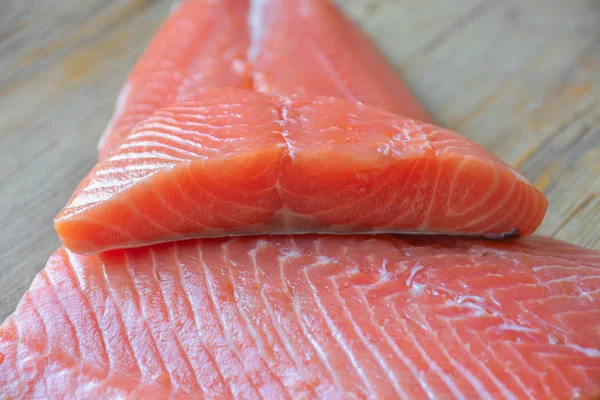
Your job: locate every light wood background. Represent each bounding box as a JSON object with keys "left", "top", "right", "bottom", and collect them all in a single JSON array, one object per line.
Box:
[{"left": 0, "top": 0, "right": 598, "bottom": 320}]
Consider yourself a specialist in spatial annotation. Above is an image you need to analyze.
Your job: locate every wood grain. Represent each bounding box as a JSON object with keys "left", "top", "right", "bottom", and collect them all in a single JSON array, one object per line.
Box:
[{"left": 0, "top": 0, "right": 598, "bottom": 320}]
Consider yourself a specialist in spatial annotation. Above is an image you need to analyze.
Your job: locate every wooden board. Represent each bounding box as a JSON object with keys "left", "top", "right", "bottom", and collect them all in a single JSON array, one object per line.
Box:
[{"left": 0, "top": 0, "right": 598, "bottom": 320}]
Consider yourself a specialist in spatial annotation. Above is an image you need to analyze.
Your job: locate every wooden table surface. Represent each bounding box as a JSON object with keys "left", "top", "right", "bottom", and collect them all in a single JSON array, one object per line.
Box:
[{"left": 1, "top": 0, "right": 599, "bottom": 320}]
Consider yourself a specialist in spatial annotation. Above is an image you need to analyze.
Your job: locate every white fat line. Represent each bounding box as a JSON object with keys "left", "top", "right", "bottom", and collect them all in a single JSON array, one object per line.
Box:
[
  {"left": 498, "top": 323, "right": 539, "bottom": 333},
  {"left": 456, "top": 295, "right": 486, "bottom": 304},
  {"left": 406, "top": 264, "right": 423, "bottom": 287},
  {"left": 82, "top": 178, "right": 139, "bottom": 192},
  {"left": 67, "top": 192, "right": 107, "bottom": 209},
  {"left": 279, "top": 103, "right": 295, "bottom": 159},
  {"left": 96, "top": 163, "right": 176, "bottom": 176},
  {"left": 120, "top": 140, "right": 202, "bottom": 159},
  {"left": 107, "top": 151, "right": 184, "bottom": 162},
  {"left": 564, "top": 343, "right": 600, "bottom": 357}
]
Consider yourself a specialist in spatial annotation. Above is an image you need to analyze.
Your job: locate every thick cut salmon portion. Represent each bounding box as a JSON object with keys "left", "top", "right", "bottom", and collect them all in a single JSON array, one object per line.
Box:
[
  {"left": 97, "top": 0, "right": 252, "bottom": 159},
  {"left": 249, "top": 0, "right": 432, "bottom": 122},
  {"left": 56, "top": 90, "right": 547, "bottom": 255},
  {"left": 1, "top": 235, "right": 598, "bottom": 399},
  {"left": 98, "top": 0, "right": 430, "bottom": 159}
]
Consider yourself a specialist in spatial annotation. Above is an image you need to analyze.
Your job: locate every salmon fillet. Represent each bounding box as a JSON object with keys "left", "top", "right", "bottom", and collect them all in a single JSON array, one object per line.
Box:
[
  {"left": 2, "top": 2, "right": 583, "bottom": 399},
  {"left": 56, "top": 90, "right": 547, "bottom": 255},
  {"left": 1, "top": 235, "right": 599, "bottom": 399},
  {"left": 98, "top": 0, "right": 431, "bottom": 159}
]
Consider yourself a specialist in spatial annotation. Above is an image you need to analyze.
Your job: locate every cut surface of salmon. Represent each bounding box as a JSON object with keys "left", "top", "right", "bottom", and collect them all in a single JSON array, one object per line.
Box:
[
  {"left": 98, "top": 0, "right": 431, "bottom": 158},
  {"left": 56, "top": 90, "right": 547, "bottom": 255},
  {"left": 1, "top": 235, "right": 599, "bottom": 399}
]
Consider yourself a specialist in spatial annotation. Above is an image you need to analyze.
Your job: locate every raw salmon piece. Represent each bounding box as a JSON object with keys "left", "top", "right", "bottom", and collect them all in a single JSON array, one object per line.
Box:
[
  {"left": 97, "top": 0, "right": 252, "bottom": 160},
  {"left": 98, "top": 0, "right": 431, "bottom": 158},
  {"left": 249, "top": 0, "right": 432, "bottom": 122},
  {"left": 1, "top": 235, "right": 599, "bottom": 399},
  {"left": 55, "top": 89, "right": 547, "bottom": 255}
]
